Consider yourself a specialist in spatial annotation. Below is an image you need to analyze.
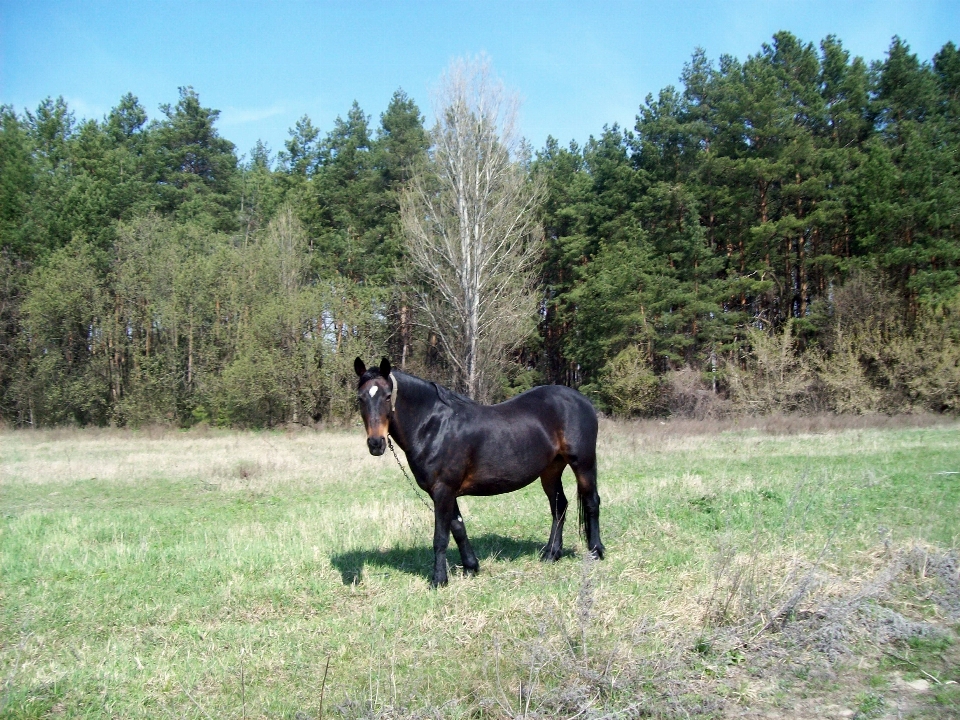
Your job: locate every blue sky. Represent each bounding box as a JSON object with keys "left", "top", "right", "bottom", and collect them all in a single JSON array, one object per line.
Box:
[{"left": 1, "top": 1, "right": 957, "bottom": 161}]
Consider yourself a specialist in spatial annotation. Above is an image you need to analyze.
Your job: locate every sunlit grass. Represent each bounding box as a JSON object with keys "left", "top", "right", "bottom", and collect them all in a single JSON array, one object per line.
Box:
[{"left": 2, "top": 419, "right": 958, "bottom": 718}]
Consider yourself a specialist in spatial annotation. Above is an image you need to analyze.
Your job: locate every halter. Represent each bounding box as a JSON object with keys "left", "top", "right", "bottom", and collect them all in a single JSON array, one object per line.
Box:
[{"left": 384, "top": 372, "right": 432, "bottom": 512}]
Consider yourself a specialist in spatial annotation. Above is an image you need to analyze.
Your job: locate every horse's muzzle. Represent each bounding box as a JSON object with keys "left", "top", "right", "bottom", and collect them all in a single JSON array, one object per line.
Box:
[{"left": 367, "top": 436, "right": 386, "bottom": 456}]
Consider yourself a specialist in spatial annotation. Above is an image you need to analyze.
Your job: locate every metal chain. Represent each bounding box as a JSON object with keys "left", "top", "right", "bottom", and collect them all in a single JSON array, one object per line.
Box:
[{"left": 387, "top": 436, "right": 434, "bottom": 513}]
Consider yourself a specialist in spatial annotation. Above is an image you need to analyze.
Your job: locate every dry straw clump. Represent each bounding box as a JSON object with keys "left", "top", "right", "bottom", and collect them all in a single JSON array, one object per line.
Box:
[
  {"left": 430, "top": 540, "right": 960, "bottom": 719},
  {"left": 0, "top": 425, "right": 383, "bottom": 493}
]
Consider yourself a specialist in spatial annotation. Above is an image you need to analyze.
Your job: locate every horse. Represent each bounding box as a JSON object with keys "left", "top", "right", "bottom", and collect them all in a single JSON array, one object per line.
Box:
[{"left": 354, "top": 357, "right": 604, "bottom": 587}]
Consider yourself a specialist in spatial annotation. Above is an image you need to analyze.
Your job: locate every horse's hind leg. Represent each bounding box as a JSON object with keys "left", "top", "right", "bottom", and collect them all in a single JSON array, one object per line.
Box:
[
  {"left": 450, "top": 500, "right": 479, "bottom": 576},
  {"left": 571, "top": 457, "right": 605, "bottom": 560},
  {"left": 540, "top": 458, "right": 569, "bottom": 562}
]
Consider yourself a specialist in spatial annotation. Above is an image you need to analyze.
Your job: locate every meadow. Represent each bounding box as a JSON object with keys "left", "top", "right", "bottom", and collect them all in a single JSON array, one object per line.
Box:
[{"left": 2, "top": 417, "right": 959, "bottom": 719}]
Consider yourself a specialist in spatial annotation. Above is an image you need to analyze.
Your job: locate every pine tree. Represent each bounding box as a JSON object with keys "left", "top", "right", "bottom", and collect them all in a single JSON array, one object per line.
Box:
[{"left": 154, "top": 87, "right": 239, "bottom": 231}]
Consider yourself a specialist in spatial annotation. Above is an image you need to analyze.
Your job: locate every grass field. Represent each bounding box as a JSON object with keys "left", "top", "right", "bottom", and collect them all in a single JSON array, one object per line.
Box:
[{"left": 2, "top": 417, "right": 959, "bottom": 719}]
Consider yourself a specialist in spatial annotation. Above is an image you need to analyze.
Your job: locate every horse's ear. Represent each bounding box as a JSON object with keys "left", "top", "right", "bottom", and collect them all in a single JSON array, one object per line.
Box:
[
  {"left": 379, "top": 357, "right": 392, "bottom": 377},
  {"left": 354, "top": 357, "right": 366, "bottom": 377}
]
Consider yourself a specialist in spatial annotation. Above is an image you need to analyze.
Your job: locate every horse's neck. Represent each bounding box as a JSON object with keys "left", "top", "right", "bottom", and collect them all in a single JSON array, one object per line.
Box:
[{"left": 389, "top": 372, "right": 441, "bottom": 453}]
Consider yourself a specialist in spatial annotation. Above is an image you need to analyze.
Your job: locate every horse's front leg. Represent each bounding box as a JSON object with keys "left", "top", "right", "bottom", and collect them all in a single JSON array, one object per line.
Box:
[{"left": 430, "top": 487, "right": 456, "bottom": 587}]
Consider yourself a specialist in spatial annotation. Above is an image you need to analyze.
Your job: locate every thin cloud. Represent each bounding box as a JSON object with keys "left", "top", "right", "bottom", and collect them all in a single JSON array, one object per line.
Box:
[{"left": 219, "top": 104, "right": 286, "bottom": 127}]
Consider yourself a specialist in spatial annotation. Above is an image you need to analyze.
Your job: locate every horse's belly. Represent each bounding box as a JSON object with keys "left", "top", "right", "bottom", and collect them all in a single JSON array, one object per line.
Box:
[
  {"left": 458, "top": 472, "right": 540, "bottom": 497},
  {"left": 457, "top": 446, "right": 555, "bottom": 496}
]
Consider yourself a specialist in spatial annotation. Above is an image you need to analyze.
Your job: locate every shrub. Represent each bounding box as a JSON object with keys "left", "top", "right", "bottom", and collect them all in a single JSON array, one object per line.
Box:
[
  {"left": 664, "top": 366, "right": 732, "bottom": 419},
  {"left": 724, "top": 272, "right": 960, "bottom": 416},
  {"left": 724, "top": 321, "right": 822, "bottom": 415},
  {"left": 811, "top": 333, "right": 883, "bottom": 414},
  {"left": 596, "top": 345, "right": 661, "bottom": 418},
  {"left": 879, "top": 300, "right": 960, "bottom": 412}
]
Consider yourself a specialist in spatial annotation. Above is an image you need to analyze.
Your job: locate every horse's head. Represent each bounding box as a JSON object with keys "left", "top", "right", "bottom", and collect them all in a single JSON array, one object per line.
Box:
[{"left": 354, "top": 357, "right": 394, "bottom": 456}]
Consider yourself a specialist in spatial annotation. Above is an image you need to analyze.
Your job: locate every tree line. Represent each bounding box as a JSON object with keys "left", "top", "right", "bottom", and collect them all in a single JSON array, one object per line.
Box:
[{"left": 1, "top": 32, "right": 958, "bottom": 427}]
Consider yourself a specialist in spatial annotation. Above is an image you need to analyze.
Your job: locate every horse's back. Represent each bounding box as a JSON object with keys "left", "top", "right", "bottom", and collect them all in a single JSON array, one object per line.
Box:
[
  {"left": 504, "top": 384, "right": 596, "bottom": 422},
  {"left": 496, "top": 384, "right": 597, "bottom": 458}
]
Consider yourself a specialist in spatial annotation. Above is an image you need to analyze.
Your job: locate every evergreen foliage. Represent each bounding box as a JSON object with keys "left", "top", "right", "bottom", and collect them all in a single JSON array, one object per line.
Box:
[{"left": 1, "top": 33, "right": 958, "bottom": 426}]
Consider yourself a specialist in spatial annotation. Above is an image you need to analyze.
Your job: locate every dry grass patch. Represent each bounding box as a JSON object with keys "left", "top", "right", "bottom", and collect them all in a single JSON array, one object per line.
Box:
[{"left": 1, "top": 425, "right": 384, "bottom": 493}]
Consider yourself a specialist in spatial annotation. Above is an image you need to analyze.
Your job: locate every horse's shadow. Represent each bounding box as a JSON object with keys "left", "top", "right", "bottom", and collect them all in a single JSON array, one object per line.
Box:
[{"left": 330, "top": 533, "right": 559, "bottom": 584}]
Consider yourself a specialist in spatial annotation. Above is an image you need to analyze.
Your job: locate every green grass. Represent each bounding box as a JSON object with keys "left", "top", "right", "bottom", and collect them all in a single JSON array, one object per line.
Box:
[{"left": 2, "top": 419, "right": 959, "bottom": 718}]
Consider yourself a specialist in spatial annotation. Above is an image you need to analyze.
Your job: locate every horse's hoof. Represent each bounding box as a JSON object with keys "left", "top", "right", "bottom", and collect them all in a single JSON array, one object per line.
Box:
[
  {"left": 589, "top": 545, "right": 605, "bottom": 560},
  {"left": 463, "top": 565, "right": 479, "bottom": 577},
  {"left": 540, "top": 548, "right": 562, "bottom": 562}
]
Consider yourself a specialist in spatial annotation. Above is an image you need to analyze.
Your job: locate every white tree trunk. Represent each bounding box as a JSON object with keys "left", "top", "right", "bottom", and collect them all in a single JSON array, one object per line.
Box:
[{"left": 401, "top": 56, "right": 543, "bottom": 401}]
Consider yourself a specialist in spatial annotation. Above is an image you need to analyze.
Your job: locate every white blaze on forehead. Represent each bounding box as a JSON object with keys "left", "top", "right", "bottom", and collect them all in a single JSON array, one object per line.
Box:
[{"left": 368, "top": 385, "right": 378, "bottom": 397}]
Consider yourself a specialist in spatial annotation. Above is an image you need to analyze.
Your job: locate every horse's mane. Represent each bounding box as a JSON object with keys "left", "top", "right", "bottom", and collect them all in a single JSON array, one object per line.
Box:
[
  {"left": 357, "top": 368, "right": 478, "bottom": 408},
  {"left": 431, "top": 381, "right": 479, "bottom": 408},
  {"left": 357, "top": 368, "right": 385, "bottom": 389}
]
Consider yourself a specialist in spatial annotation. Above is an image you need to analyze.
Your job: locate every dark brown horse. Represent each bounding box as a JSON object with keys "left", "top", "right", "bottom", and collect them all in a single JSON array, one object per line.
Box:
[{"left": 355, "top": 357, "right": 604, "bottom": 587}]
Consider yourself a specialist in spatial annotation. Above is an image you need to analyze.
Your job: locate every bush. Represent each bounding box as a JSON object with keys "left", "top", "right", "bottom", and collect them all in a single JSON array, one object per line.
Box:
[
  {"left": 811, "top": 336, "right": 882, "bottom": 414},
  {"left": 113, "top": 352, "right": 182, "bottom": 426},
  {"left": 724, "top": 272, "right": 960, "bottom": 416},
  {"left": 724, "top": 321, "right": 822, "bottom": 415},
  {"left": 595, "top": 346, "right": 661, "bottom": 418},
  {"left": 664, "top": 366, "right": 731, "bottom": 420},
  {"left": 879, "top": 300, "right": 960, "bottom": 412}
]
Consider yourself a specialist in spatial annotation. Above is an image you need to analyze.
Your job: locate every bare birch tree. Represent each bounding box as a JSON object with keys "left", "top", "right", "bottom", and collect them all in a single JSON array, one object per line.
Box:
[{"left": 401, "top": 56, "right": 544, "bottom": 401}]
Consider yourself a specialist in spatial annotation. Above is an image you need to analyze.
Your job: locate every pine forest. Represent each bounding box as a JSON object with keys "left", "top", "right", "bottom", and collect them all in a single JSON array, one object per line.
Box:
[{"left": 2, "top": 32, "right": 959, "bottom": 427}]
